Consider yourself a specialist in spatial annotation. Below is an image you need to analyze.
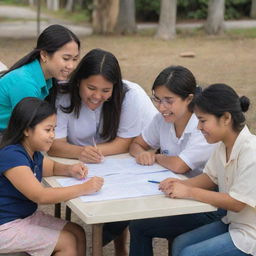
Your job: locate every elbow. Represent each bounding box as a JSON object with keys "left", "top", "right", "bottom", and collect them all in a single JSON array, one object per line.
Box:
[
  {"left": 172, "top": 164, "right": 190, "bottom": 174},
  {"left": 231, "top": 203, "right": 246, "bottom": 213}
]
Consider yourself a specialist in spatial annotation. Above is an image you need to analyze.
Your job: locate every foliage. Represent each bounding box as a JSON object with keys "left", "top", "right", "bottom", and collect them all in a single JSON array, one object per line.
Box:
[{"left": 136, "top": 0, "right": 252, "bottom": 21}]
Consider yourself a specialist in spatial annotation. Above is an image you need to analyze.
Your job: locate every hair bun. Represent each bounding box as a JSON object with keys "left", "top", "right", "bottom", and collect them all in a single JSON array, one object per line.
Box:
[{"left": 240, "top": 96, "right": 250, "bottom": 112}]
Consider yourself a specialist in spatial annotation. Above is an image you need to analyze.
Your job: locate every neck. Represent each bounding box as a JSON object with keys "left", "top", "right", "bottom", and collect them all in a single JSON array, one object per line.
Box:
[
  {"left": 40, "top": 59, "right": 51, "bottom": 80},
  {"left": 174, "top": 111, "right": 192, "bottom": 138},
  {"left": 223, "top": 129, "right": 240, "bottom": 162},
  {"left": 22, "top": 140, "right": 34, "bottom": 160}
]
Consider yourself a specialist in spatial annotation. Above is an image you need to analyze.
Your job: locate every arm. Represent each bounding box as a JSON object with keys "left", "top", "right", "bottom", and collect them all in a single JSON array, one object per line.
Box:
[
  {"left": 155, "top": 154, "right": 190, "bottom": 174},
  {"left": 129, "top": 135, "right": 156, "bottom": 165},
  {"left": 160, "top": 174, "right": 245, "bottom": 212},
  {"left": 4, "top": 166, "right": 104, "bottom": 204},
  {"left": 97, "top": 136, "right": 133, "bottom": 155},
  {"left": 47, "top": 137, "right": 83, "bottom": 159},
  {"left": 42, "top": 157, "right": 87, "bottom": 179}
]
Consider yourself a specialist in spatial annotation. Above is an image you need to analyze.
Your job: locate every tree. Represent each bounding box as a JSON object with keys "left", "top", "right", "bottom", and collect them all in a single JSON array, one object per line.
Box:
[
  {"left": 66, "top": 0, "right": 75, "bottom": 12},
  {"left": 251, "top": 0, "right": 256, "bottom": 19},
  {"left": 155, "top": 0, "right": 177, "bottom": 40},
  {"left": 115, "top": 0, "right": 136, "bottom": 34},
  {"left": 92, "top": 0, "right": 119, "bottom": 34},
  {"left": 204, "top": 0, "right": 225, "bottom": 35},
  {"left": 46, "top": 0, "right": 60, "bottom": 11}
]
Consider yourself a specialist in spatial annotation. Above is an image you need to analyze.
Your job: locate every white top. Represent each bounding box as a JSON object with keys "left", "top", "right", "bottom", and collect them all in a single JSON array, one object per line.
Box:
[
  {"left": 142, "top": 113, "right": 215, "bottom": 173},
  {"left": 0, "top": 61, "right": 8, "bottom": 72},
  {"left": 55, "top": 80, "right": 157, "bottom": 145},
  {"left": 204, "top": 125, "right": 256, "bottom": 256}
]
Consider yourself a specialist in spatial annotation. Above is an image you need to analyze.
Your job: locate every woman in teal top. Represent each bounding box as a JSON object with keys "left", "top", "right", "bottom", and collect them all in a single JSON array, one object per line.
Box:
[{"left": 0, "top": 24, "right": 80, "bottom": 132}]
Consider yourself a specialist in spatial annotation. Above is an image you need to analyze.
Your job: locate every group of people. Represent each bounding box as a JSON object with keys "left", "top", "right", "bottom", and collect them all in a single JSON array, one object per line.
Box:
[{"left": 0, "top": 24, "right": 255, "bottom": 256}]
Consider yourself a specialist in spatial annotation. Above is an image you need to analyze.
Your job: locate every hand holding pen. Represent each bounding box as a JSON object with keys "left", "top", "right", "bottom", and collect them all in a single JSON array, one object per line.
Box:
[{"left": 79, "top": 137, "right": 104, "bottom": 163}]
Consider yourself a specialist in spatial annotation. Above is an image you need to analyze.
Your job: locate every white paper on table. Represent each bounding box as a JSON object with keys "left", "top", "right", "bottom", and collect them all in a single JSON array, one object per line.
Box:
[
  {"left": 57, "top": 167, "right": 180, "bottom": 202},
  {"left": 86, "top": 157, "right": 167, "bottom": 177}
]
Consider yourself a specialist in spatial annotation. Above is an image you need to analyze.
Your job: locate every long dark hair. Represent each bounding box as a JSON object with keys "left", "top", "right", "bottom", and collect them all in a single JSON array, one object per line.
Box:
[
  {"left": 1, "top": 24, "right": 80, "bottom": 106},
  {"left": 0, "top": 97, "right": 56, "bottom": 148},
  {"left": 193, "top": 83, "right": 250, "bottom": 132},
  {"left": 61, "top": 48, "right": 128, "bottom": 141},
  {"left": 152, "top": 65, "right": 197, "bottom": 112}
]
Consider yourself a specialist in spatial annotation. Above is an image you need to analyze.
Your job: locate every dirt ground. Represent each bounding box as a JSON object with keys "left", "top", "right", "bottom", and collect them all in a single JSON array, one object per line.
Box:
[{"left": 1, "top": 33, "right": 256, "bottom": 255}]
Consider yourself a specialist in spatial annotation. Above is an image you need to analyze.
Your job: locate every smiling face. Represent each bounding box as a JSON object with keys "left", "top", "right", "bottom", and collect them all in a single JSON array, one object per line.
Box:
[
  {"left": 23, "top": 114, "right": 56, "bottom": 154},
  {"left": 40, "top": 40, "right": 80, "bottom": 81},
  {"left": 79, "top": 74, "right": 114, "bottom": 110},
  {"left": 195, "top": 108, "right": 228, "bottom": 144},
  {"left": 152, "top": 85, "right": 192, "bottom": 124}
]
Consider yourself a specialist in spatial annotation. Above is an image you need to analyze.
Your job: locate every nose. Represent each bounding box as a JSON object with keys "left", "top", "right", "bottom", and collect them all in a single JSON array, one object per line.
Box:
[
  {"left": 50, "top": 130, "right": 55, "bottom": 139},
  {"left": 197, "top": 122, "right": 202, "bottom": 130},
  {"left": 92, "top": 91, "right": 102, "bottom": 100},
  {"left": 66, "top": 60, "right": 76, "bottom": 71},
  {"left": 158, "top": 102, "right": 167, "bottom": 112}
]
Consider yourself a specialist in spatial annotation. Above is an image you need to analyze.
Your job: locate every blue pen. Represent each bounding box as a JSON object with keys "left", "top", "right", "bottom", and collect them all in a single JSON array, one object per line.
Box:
[{"left": 148, "top": 180, "right": 160, "bottom": 184}]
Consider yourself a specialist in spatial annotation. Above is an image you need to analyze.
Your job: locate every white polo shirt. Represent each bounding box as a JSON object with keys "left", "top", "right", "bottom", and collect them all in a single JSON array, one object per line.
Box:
[
  {"left": 142, "top": 113, "right": 215, "bottom": 173},
  {"left": 55, "top": 80, "right": 157, "bottom": 146},
  {"left": 204, "top": 125, "right": 256, "bottom": 255}
]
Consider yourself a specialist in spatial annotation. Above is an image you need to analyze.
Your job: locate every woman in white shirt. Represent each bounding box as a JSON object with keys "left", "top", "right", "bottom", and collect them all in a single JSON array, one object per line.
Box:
[
  {"left": 161, "top": 83, "right": 255, "bottom": 256},
  {"left": 129, "top": 65, "right": 214, "bottom": 176},
  {"left": 48, "top": 48, "right": 157, "bottom": 163}
]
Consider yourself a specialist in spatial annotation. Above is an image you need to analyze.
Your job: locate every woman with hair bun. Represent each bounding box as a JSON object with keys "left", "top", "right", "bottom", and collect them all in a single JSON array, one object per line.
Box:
[{"left": 161, "top": 83, "right": 255, "bottom": 256}]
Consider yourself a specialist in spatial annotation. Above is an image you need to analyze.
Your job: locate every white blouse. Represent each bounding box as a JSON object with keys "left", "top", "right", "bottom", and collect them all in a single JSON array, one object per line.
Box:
[
  {"left": 55, "top": 80, "right": 157, "bottom": 146},
  {"left": 142, "top": 113, "right": 215, "bottom": 173},
  {"left": 204, "top": 125, "right": 256, "bottom": 256}
]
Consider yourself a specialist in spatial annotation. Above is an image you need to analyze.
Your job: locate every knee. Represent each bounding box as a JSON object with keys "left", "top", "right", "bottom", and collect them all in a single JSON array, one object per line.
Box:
[
  {"left": 66, "top": 222, "right": 86, "bottom": 243},
  {"left": 57, "top": 230, "right": 78, "bottom": 255}
]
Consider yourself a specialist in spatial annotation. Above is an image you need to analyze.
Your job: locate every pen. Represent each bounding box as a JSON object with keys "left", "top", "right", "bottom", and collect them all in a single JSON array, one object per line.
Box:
[
  {"left": 148, "top": 180, "right": 160, "bottom": 184},
  {"left": 92, "top": 136, "right": 105, "bottom": 161}
]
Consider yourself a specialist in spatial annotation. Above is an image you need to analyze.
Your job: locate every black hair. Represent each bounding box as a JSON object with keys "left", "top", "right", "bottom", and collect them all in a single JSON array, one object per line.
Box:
[
  {"left": 1, "top": 24, "right": 81, "bottom": 106},
  {"left": 152, "top": 65, "right": 197, "bottom": 111},
  {"left": 60, "top": 48, "right": 128, "bottom": 142},
  {"left": 193, "top": 83, "right": 250, "bottom": 132},
  {"left": 0, "top": 97, "right": 56, "bottom": 148}
]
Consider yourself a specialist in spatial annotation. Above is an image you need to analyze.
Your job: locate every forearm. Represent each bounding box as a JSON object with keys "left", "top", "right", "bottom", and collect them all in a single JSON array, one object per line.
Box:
[
  {"left": 48, "top": 140, "right": 83, "bottom": 159},
  {"left": 36, "top": 185, "right": 86, "bottom": 204},
  {"left": 189, "top": 187, "right": 245, "bottom": 212},
  {"left": 129, "top": 142, "right": 148, "bottom": 157},
  {"left": 156, "top": 154, "right": 190, "bottom": 174},
  {"left": 52, "top": 161, "right": 72, "bottom": 176},
  {"left": 97, "top": 137, "right": 133, "bottom": 156}
]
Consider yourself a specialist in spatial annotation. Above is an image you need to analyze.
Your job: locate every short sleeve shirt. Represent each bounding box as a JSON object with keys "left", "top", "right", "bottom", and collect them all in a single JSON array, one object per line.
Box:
[
  {"left": 55, "top": 80, "right": 158, "bottom": 146},
  {"left": 0, "top": 59, "right": 53, "bottom": 130},
  {"left": 0, "top": 144, "right": 43, "bottom": 225},
  {"left": 204, "top": 126, "right": 256, "bottom": 255},
  {"left": 142, "top": 113, "right": 215, "bottom": 173}
]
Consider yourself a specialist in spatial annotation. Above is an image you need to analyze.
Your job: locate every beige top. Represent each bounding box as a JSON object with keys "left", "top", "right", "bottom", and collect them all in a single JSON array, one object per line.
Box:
[{"left": 204, "top": 125, "right": 256, "bottom": 255}]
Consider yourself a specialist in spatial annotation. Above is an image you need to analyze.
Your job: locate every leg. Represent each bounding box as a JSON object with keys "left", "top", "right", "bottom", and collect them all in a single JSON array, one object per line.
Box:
[
  {"left": 129, "top": 209, "right": 225, "bottom": 256},
  {"left": 103, "top": 221, "right": 130, "bottom": 256},
  {"left": 173, "top": 222, "right": 247, "bottom": 256},
  {"left": 113, "top": 227, "right": 128, "bottom": 256},
  {"left": 92, "top": 224, "right": 103, "bottom": 256},
  {"left": 63, "top": 222, "right": 86, "bottom": 256},
  {"left": 53, "top": 229, "right": 77, "bottom": 256}
]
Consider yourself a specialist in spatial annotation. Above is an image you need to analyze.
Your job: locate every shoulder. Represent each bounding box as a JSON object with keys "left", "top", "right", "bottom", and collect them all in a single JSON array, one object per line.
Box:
[
  {"left": 123, "top": 80, "right": 147, "bottom": 97},
  {"left": 0, "top": 145, "right": 31, "bottom": 173},
  {"left": 0, "top": 65, "right": 37, "bottom": 88},
  {"left": 56, "top": 93, "right": 71, "bottom": 108}
]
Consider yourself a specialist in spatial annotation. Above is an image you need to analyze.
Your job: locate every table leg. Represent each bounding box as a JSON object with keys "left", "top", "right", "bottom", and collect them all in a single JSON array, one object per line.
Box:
[
  {"left": 92, "top": 223, "right": 103, "bottom": 256},
  {"left": 54, "top": 203, "right": 61, "bottom": 218}
]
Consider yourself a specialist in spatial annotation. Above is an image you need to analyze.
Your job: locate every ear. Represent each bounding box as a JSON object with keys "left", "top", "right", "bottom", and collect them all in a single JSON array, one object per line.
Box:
[
  {"left": 186, "top": 93, "right": 194, "bottom": 104},
  {"left": 222, "top": 112, "right": 232, "bottom": 126},
  {"left": 40, "top": 50, "right": 48, "bottom": 63},
  {"left": 23, "top": 128, "right": 29, "bottom": 137}
]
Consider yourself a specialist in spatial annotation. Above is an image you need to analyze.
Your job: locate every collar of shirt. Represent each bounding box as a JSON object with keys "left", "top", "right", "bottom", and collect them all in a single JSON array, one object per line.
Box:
[
  {"left": 219, "top": 125, "right": 252, "bottom": 166},
  {"left": 25, "top": 59, "right": 53, "bottom": 91}
]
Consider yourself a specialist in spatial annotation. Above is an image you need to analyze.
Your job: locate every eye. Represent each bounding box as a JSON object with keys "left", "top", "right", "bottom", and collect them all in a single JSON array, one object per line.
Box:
[
  {"left": 103, "top": 89, "right": 111, "bottom": 93},
  {"left": 87, "top": 86, "right": 96, "bottom": 90}
]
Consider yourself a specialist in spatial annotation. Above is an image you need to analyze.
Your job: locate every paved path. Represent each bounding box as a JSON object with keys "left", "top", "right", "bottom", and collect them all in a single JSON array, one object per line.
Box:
[{"left": 1, "top": 5, "right": 256, "bottom": 39}]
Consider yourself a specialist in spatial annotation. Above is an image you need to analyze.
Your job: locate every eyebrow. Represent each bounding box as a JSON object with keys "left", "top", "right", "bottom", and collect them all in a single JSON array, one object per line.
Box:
[{"left": 63, "top": 53, "right": 79, "bottom": 58}]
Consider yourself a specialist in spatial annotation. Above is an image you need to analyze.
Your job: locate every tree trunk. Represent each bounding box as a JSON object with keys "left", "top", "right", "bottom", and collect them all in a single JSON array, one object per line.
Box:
[
  {"left": 92, "top": 0, "right": 119, "bottom": 34},
  {"left": 155, "top": 0, "right": 177, "bottom": 40},
  {"left": 66, "top": 0, "right": 75, "bottom": 12},
  {"left": 28, "top": 0, "right": 36, "bottom": 6},
  {"left": 47, "top": 0, "right": 60, "bottom": 11},
  {"left": 250, "top": 0, "right": 256, "bottom": 19},
  {"left": 204, "top": 0, "right": 225, "bottom": 35},
  {"left": 115, "top": 0, "right": 136, "bottom": 34}
]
